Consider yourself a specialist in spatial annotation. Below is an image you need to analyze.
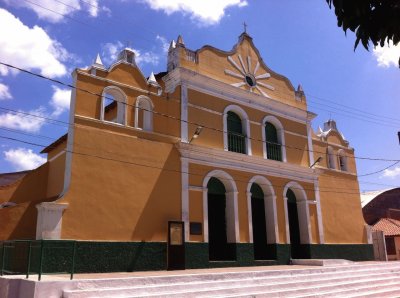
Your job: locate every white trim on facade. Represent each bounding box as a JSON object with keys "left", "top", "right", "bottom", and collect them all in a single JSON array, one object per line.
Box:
[
  {"left": 247, "top": 175, "right": 279, "bottom": 244},
  {"left": 36, "top": 202, "right": 68, "bottom": 240},
  {"left": 134, "top": 95, "right": 154, "bottom": 131},
  {"left": 313, "top": 179, "right": 325, "bottom": 244},
  {"left": 306, "top": 121, "right": 315, "bottom": 167},
  {"left": 163, "top": 68, "right": 310, "bottom": 125},
  {"left": 327, "top": 146, "right": 336, "bottom": 170},
  {"left": 283, "top": 181, "right": 312, "bottom": 244},
  {"left": 202, "top": 169, "right": 239, "bottom": 243},
  {"left": 100, "top": 86, "right": 127, "bottom": 125},
  {"left": 262, "top": 115, "right": 287, "bottom": 162},
  {"left": 76, "top": 69, "right": 162, "bottom": 97},
  {"left": 223, "top": 104, "right": 252, "bottom": 155},
  {"left": 177, "top": 143, "right": 318, "bottom": 184},
  {"left": 181, "top": 157, "right": 190, "bottom": 241},
  {"left": 181, "top": 84, "right": 189, "bottom": 143}
]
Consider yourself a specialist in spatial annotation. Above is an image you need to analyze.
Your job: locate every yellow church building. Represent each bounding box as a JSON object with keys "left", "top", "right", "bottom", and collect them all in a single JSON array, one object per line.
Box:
[{"left": 0, "top": 32, "right": 372, "bottom": 273}]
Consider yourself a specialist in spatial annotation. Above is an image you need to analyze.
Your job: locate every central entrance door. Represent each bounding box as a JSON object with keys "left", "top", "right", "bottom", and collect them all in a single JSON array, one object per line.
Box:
[
  {"left": 251, "top": 183, "right": 268, "bottom": 260},
  {"left": 207, "top": 177, "right": 235, "bottom": 261},
  {"left": 287, "top": 188, "right": 301, "bottom": 258}
]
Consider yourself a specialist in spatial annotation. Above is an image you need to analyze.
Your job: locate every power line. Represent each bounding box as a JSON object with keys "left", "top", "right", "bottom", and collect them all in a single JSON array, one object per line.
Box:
[
  {"left": 16, "top": 1, "right": 400, "bottom": 128},
  {"left": 358, "top": 161, "right": 400, "bottom": 177},
  {"left": 1, "top": 122, "right": 398, "bottom": 191},
  {"left": 1, "top": 61, "right": 399, "bottom": 163},
  {"left": 0, "top": 134, "right": 387, "bottom": 195}
]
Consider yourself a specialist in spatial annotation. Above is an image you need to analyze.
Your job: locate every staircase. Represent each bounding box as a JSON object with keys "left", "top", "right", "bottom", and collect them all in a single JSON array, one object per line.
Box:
[{"left": 60, "top": 262, "right": 400, "bottom": 298}]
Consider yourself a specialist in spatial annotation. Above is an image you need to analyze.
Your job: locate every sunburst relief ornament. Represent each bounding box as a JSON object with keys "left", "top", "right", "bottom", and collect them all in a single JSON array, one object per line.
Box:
[{"left": 224, "top": 54, "right": 274, "bottom": 98}]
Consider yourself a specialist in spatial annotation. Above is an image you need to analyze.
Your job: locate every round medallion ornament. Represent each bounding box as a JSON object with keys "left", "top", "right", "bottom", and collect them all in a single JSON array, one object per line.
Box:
[
  {"left": 245, "top": 74, "right": 256, "bottom": 87},
  {"left": 224, "top": 54, "right": 275, "bottom": 98}
]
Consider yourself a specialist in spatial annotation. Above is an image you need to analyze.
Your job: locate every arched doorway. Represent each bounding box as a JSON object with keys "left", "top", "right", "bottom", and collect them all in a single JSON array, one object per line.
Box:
[
  {"left": 286, "top": 188, "right": 301, "bottom": 258},
  {"left": 207, "top": 177, "right": 235, "bottom": 261},
  {"left": 250, "top": 183, "right": 268, "bottom": 260}
]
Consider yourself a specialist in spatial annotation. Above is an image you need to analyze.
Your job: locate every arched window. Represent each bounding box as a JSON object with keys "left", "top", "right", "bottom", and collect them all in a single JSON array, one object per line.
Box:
[
  {"left": 227, "top": 111, "right": 246, "bottom": 154},
  {"left": 100, "top": 86, "right": 126, "bottom": 125},
  {"left": 262, "top": 116, "right": 286, "bottom": 162},
  {"left": 265, "top": 122, "right": 282, "bottom": 161},
  {"left": 134, "top": 96, "right": 153, "bottom": 131},
  {"left": 327, "top": 146, "right": 336, "bottom": 169},
  {"left": 338, "top": 149, "right": 348, "bottom": 171}
]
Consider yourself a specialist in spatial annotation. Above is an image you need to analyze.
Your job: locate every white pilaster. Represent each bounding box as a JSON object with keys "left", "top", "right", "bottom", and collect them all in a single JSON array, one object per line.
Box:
[
  {"left": 181, "top": 157, "right": 189, "bottom": 241},
  {"left": 202, "top": 187, "right": 209, "bottom": 242},
  {"left": 246, "top": 191, "right": 254, "bottom": 243},
  {"left": 226, "top": 191, "right": 240, "bottom": 243},
  {"left": 283, "top": 196, "right": 290, "bottom": 244},
  {"left": 266, "top": 195, "right": 279, "bottom": 243},
  {"left": 307, "top": 121, "right": 314, "bottom": 166},
  {"left": 314, "top": 179, "right": 325, "bottom": 243},
  {"left": 298, "top": 200, "right": 312, "bottom": 244},
  {"left": 36, "top": 202, "right": 68, "bottom": 240},
  {"left": 181, "top": 84, "right": 188, "bottom": 143}
]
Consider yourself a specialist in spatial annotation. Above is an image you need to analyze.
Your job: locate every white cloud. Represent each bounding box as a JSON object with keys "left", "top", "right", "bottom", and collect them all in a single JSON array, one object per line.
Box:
[
  {"left": 0, "top": 107, "right": 47, "bottom": 133},
  {"left": 381, "top": 166, "right": 400, "bottom": 179},
  {"left": 0, "top": 83, "right": 12, "bottom": 100},
  {"left": 4, "top": 148, "right": 46, "bottom": 171},
  {"left": 50, "top": 85, "right": 71, "bottom": 117},
  {"left": 102, "top": 41, "right": 124, "bottom": 65},
  {"left": 373, "top": 41, "right": 400, "bottom": 68},
  {"left": 156, "top": 35, "right": 170, "bottom": 53},
  {"left": 140, "top": 0, "right": 248, "bottom": 25},
  {"left": 102, "top": 41, "right": 160, "bottom": 66},
  {"left": 3, "top": 0, "right": 101, "bottom": 22},
  {"left": 134, "top": 49, "right": 160, "bottom": 66},
  {"left": 0, "top": 9, "right": 69, "bottom": 78}
]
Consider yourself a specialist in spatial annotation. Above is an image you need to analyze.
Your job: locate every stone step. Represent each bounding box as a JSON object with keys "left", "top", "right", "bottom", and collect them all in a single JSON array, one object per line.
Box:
[
  {"left": 62, "top": 270, "right": 400, "bottom": 298},
  {"left": 192, "top": 278, "right": 400, "bottom": 298},
  {"left": 292, "top": 280, "right": 400, "bottom": 298},
  {"left": 62, "top": 262, "right": 400, "bottom": 292},
  {"left": 347, "top": 285, "right": 400, "bottom": 298}
]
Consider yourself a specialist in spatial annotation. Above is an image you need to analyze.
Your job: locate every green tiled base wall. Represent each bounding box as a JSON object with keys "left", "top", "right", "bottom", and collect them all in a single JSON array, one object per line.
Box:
[{"left": 1, "top": 240, "right": 374, "bottom": 274}]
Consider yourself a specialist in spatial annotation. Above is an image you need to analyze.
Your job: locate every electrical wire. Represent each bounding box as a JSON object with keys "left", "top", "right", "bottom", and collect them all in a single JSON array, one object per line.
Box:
[
  {"left": 1, "top": 61, "right": 399, "bottom": 164},
  {"left": 0, "top": 134, "right": 388, "bottom": 195}
]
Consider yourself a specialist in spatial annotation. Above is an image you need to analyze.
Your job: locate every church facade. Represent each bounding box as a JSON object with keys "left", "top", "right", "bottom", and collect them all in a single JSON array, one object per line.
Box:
[{"left": 0, "top": 33, "right": 372, "bottom": 272}]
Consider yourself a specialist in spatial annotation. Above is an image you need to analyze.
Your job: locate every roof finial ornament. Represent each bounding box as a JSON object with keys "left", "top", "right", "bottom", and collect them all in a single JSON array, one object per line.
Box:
[{"left": 243, "top": 21, "right": 247, "bottom": 33}]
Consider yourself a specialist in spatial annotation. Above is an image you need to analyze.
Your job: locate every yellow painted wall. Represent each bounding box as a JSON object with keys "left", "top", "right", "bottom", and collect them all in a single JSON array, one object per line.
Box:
[
  {"left": 179, "top": 35, "right": 306, "bottom": 110},
  {"left": 0, "top": 164, "right": 50, "bottom": 240},
  {"left": 74, "top": 68, "right": 181, "bottom": 139},
  {"left": 187, "top": 88, "right": 310, "bottom": 167},
  {"left": 57, "top": 120, "right": 182, "bottom": 241},
  {"left": 318, "top": 171, "right": 366, "bottom": 243}
]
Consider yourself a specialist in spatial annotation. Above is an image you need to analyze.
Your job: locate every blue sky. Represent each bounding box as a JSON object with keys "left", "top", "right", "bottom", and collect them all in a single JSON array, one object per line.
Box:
[{"left": 0, "top": 0, "right": 399, "bottom": 194}]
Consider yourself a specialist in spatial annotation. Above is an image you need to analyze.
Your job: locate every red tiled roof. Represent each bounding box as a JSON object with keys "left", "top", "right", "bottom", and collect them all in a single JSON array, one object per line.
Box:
[{"left": 372, "top": 218, "right": 400, "bottom": 236}]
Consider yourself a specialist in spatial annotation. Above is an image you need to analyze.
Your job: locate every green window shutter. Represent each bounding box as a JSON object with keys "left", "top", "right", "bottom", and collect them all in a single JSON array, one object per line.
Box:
[
  {"left": 286, "top": 189, "right": 296, "bottom": 203},
  {"left": 207, "top": 177, "right": 226, "bottom": 195},
  {"left": 250, "top": 183, "right": 264, "bottom": 200},
  {"left": 265, "top": 122, "right": 282, "bottom": 161},
  {"left": 227, "top": 111, "right": 242, "bottom": 134},
  {"left": 227, "top": 111, "right": 246, "bottom": 154},
  {"left": 265, "top": 122, "right": 278, "bottom": 143}
]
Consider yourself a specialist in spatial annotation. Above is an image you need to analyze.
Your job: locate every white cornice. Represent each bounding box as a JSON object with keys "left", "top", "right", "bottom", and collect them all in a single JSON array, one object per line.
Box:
[
  {"left": 312, "top": 137, "right": 354, "bottom": 151},
  {"left": 163, "top": 68, "right": 310, "bottom": 124},
  {"left": 75, "top": 69, "right": 162, "bottom": 97},
  {"left": 176, "top": 143, "right": 318, "bottom": 183}
]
